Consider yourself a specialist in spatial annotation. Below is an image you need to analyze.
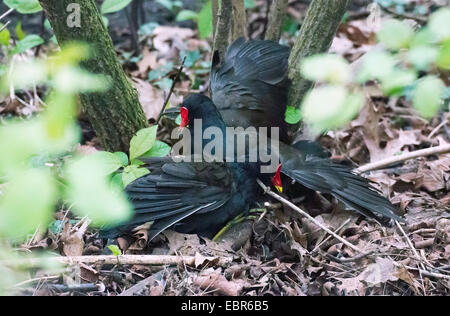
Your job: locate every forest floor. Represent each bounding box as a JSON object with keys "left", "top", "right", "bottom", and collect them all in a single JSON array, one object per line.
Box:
[{"left": 2, "top": 0, "right": 449, "bottom": 296}]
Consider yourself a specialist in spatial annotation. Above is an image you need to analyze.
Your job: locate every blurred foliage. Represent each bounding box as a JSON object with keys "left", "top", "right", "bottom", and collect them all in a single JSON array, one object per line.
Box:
[
  {"left": 157, "top": 0, "right": 183, "bottom": 12},
  {"left": 101, "top": 0, "right": 133, "bottom": 28},
  {"left": 4, "top": 0, "right": 42, "bottom": 14},
  {"left": 0, "top": 42, "right": 135, "bottom": 233},
  {"left": 0, "top": 40, "right": 138, "bottom": 292},
  {"left": 293, "top": 7, "right": 449, "bottom": 133},
  {"left": 176, "top": 0, "right": 213, "bottom": 39}
]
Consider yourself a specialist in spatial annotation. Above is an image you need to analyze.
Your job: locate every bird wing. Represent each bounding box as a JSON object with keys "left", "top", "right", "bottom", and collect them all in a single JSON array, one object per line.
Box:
[
  {"left": 99, "top": 159, "right": 234, "bottom": 240},
  {"left": 211, "top": 38, "right": 290, "bottom": 140}
]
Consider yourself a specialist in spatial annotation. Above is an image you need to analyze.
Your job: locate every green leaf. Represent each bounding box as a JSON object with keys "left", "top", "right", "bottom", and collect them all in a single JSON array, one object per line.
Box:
[
  {"left": 157, "top": 0, "right": 174, "bottom": 11},
  {"left": 436, "top": 39, "right": 450, "bottom": 70},
  {"left": 44, "top": 19, "right": 51, "bottom": 30},
  {"left": 130, "top": 158, "right": 145, "bottom": 166},
  {"left": 155, "top": 78, "right": 173, "bottom": 91},
  {"left": 81, "top": 151, "right": 125, "bottom": 176},
  {"left": 176, "top": 10, "right": 198, "bottom": 21},
  {"left": 357, "top": 51, "right": 397, "bottom": 83},
  {"left": 301, "top": 86, "right": 364, "bottom": 132},
  {"left": 175, "top": 114, "right": 182, "bottom": 126},
  {"left": 0, "top": 24, "right": 10, "bottom": 46},
  {"left": 129, "top": 126, "right": 158, "bottom": 160},
  {"left": 4, "top": 0, "right": 42, "bottom": 14},
  {"left": 377, "top": 20, "right": 414, "bottom": 50},
  {"left": 180, "top": 49, "right": 201, "bottom": 68},
  {"left": 114, "top": 152, "right": 129, "bottom": 167},
  {"left": 102, "top": 16, "right": 109, "bottom": 28},
  {"left": 15, "top": 21, "right": 26, "bottom": 40},
  {"left": 244, "top": 0, "right": 255, "bottom": 9},
  {"left": 12, "top": 34, "right": 44, "bottom": 55},
  {"left": 107, "top": 245, "right": 122, "bottom": 256},
  {"left": 407, "top": 46, "right": 438, "bottom": 70},
  {"left": 412, "top": 76, "right": 445, "bottom": 119},
  {"left": 122, "top": 165, "right": 150, "bottom": 187},
  {"left": 410, "top": 28, "right": 436, "bottom": 48},
  {"left": 101, "top": 0, "right": 132, "bottom": 14},
  {"left": 53, "top": 67, "right": 110, "bottom": 93},
  {"left": 139, "top": 22, "right": 159, "bottom": 36},
  {"left": 7, "top": 59, "right": 47, "bottom": 89},
  {"left": 301, "top": 54, "right": 350, "bottom": 84},
  {"left": 111, "top": 173, "right": 124, "bottom": 189},
  {"left": 380, "top": 69, "right": 416, "bottom": 96},
  {"left": 148, "top": 62, "right": 174, "bottom": 81},
  {"left": 0, "top": 169, "right": 56, "bottom": 239},
  {"left": 197, "top": 0, "right": 213, "bottom": 39},
  {"left": 141, "top": 141, "right": 171, "bottom": 158},
  {"left": 66, "top": 157, "right": 132, "bottom": 227},
  {"left": 429, "top": 7, "right": 450, "bottom": 41},
  {"left": 285, "top": 106, "right": 302, "bottom": 124}
]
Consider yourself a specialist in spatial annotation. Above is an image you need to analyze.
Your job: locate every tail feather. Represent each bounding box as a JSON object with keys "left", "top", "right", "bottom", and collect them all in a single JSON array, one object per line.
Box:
[{"left": 281, "top": 151, "right": 403, "bottom": 222}]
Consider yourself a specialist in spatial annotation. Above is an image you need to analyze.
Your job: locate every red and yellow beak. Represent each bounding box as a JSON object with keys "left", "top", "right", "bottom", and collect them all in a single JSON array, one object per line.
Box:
[
  {"left": 271, "top": 164, "right": 283, "bottom": 193},
  {"left": 180, "top": 106, "right": 189, "bottom": 128}
]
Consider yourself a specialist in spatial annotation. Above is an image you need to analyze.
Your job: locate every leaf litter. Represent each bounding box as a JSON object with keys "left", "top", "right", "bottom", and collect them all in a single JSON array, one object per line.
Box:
[{"left": 4, "top": 2, "right": 450, "bottom": 296}]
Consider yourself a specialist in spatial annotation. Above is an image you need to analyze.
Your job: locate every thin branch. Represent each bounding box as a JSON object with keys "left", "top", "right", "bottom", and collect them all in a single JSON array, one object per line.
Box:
[
  {"left": 0, "top": 20, "right": 11, "bottom": 33},
  {"left": 380, "top": 6, "right": 427, "bottom": 25},
  {"left": 156, "top": 56, "right": 186, "bottom": 124},
  {"left": 395, "top": 221, "right": 427, "bottom": 270},
  {"left": 0, "top": 8, "right": 14, "bottom": 21},
  {"left": 256, "top": 178, "right": 365, "bottom": 254},
  {"left": 418, "top": 270, "right": 450, "bottom": 280},
  {"left": 355, "top": 143, "right": 450, "bottom": 173},
  {"left": 311, "top": 218, "right": 351, "bottom": 253},
  {"left": 4, "top": 254, "right": 232, "bottom": 268},
  {"left": 46, "top": 283, "right": 103, "bottom": 293}
]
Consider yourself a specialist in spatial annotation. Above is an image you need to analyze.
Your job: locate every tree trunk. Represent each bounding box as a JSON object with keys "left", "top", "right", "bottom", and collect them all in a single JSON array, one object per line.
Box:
[
  {"left": 265, "top": 0, "right": 288, "bottom": 42},
  {"left": 211, "top": 0, "right": 219, "bottom": 41},
  {"left": 231, "top": 0, "right": 247, "bottom": 41},
  {"left": 39, "top": 0, "right": 149, "bottom": 153},
  {"left": 287, "top": 0, "right": 349, "bottom": 109},
  {"left": 212, "top": 0, "right": 233, "bottom": 63}
]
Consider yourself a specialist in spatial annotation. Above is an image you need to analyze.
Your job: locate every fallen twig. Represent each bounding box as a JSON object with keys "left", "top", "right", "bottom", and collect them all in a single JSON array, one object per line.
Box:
[
  {"left": 4, "top": 254, "right": 232, "bottom": 268},
  {"left": 256, "top": 178, "right": 365, "bottom": 254},
  {"left": 417, "top": 269, "right": 450, "bottom": 280},
  {"left": 0, "top": 8, "right": 14, "bottom": 21},
  {"left": 395, "top": 221, "right": 427, "bottom": 269},
  {"left": 0, "top": 20, "right": 11, "bottom": 33},
  {"left": 156, "top": 56, "right": 186, "bottom": 124},
  {"left": 311, "top": 219, "right": 351, "bottom": 253},
  {"left": 355, "top": 144, "right": 450, "bottom": 173},
  {"left": 47, "top": 283, "right": 103, "bottom": 293},
  {"left": 395, "top": 221, "right": 428, "bottom": 295}
]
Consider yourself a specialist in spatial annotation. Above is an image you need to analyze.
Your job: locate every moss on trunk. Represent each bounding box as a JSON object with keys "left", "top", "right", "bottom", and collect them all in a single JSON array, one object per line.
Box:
[
  {"left": 288, "top": 0, "right": 350, "bottom": 109},
  {"left": 39, "top": 0, "right": 148, "bottom": 152}
]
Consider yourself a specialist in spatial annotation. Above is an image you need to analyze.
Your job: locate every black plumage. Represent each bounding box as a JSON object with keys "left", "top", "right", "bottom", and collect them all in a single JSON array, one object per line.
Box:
[
  {"left": 100, "top": 96, "right": 260, "bottom": 240},
  {"left": 210, "top": 38, "right": 403, "bottom": 223},
  {"left": 211, "top": 37, "right": 291, "bottom": 143}
]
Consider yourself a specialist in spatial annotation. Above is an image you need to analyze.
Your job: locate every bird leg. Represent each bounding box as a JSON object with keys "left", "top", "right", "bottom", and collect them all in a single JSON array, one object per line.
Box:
[{"left": 212, "top": 209, "right": 264, "bottom": 241}]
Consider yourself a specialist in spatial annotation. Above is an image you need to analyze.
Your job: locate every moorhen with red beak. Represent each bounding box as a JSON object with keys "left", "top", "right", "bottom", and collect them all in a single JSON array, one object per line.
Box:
[
  {"left": 165, "top": 39, "right": 403, "bottom": 223},
  {"left": 210, "top": 38, "right": 403, "bottom": 223},
  {"left": 100, "top": 95, "right": 283, "bottom": 240}
]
